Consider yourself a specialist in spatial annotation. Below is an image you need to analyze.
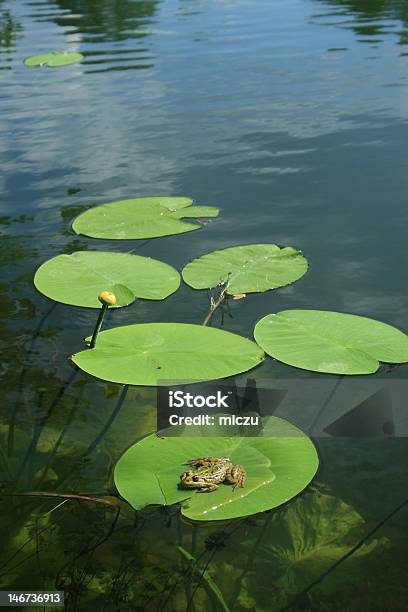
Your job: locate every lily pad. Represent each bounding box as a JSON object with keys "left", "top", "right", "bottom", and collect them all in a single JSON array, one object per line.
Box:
[
  {"left": 114, "top": 416, "right": 319, "bottom": 521},
  {"left": 182, "top": 244, "right": 308, "bottom": 295},
  {"left": 71, "top": 322, "right": 265, "bottom": 385},
  {"left": 24, "top": 51, "right": 84, "bottom": 67},
  {"left": 34, "top": 251, "right": 180, "bottom": 308},
  {"left": 72, "top": 196, "right": 219, "bottom": 240},
  {"left": 254, "top": 310, "right": 408, "bottom": 375}
]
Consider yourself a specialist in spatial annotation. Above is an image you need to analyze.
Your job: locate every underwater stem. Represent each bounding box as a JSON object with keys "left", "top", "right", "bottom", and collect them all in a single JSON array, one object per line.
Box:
[
  {"left": 15, "top": 367, "right": 78, "bottom": 485},
  {"left": 36, "top": 383, "right": 86, "bottom": 486},
  {"left": 7, "top": 301, "right": 58, "bottom": 456},
  {"left": 228, "top": 512, "right": 273, "bottom": 608}
]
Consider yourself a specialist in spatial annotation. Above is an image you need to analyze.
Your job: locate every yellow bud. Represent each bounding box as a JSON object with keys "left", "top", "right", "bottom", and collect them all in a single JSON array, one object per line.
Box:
[{"left": 98, "top": 291, "right": 117, "bottom": 306}]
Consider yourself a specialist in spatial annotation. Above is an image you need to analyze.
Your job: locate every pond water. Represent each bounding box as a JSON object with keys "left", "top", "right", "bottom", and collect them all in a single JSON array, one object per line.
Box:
[{"left": 1, "top": 0, "right": 408, "bottom": 609}]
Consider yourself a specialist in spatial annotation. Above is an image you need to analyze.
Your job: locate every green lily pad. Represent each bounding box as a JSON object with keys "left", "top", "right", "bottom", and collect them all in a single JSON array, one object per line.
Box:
[
  {"left": 114, "top": 416, "right": 319, "bottom": 521},
  {"left": 71, "top": 323, "right": 265, "bottom": 385},
  {"left": 72, "top": 196, "right": 219, "bottom": 240},
  {"left": 254, "top": 310, "right": 408, "bottom": 375},
  {"left": 34, "top": 251, "right": 180, "bottom": 308},
  {"left": 182, "top": 244, "right": 308, "bottom": 295},
  {"left": 24, "top": 51, "right": 84, "bottom": 67}
]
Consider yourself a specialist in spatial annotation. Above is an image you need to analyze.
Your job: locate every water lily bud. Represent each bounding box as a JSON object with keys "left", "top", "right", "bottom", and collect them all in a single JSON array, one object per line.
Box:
[{"left": 98, "top": 291, "right": 117, "bottom": 306}]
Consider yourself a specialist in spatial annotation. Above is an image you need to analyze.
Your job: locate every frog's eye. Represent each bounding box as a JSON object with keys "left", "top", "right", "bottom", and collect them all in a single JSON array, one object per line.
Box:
[{"left": 192, "top": 475, "right": 200, "bottom": 482}]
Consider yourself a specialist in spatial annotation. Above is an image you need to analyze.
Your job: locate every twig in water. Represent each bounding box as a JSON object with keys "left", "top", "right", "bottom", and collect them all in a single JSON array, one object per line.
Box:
[
  {"left": 0, "top": 491, "right": 118, "bottom": 508},
  {"left": 203, "top": 281, "right": 230, "bottom": 326}
]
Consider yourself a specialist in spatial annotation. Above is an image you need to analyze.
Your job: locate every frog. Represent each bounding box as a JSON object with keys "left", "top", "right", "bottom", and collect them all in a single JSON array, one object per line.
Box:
[{"left": 179, "top": 457, "right": 246, "bottom": 493}]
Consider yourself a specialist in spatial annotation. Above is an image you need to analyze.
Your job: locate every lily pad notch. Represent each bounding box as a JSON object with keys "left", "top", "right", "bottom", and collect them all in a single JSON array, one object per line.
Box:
[
  {"left": 182, "top": 244, "right": 308, "bottom": 295},
  {"left": 71, "top": 322, "right": 265, "bottom": 386},
  {"left": 34, "top": 251, "right": 180, "bottom": 308},
  {"left": 114, "top": 417, "right": 319, "bottom": 521},
  {"left": 72, "top": 196, "right": 220, "bottom": 240}
]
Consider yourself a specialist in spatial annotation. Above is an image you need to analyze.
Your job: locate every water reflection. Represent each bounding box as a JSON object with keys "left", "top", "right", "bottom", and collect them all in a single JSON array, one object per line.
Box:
[
  {"left": 36, "top": 0, "right": 159, "bottom": 41},
  {"left": 317, "top": 0, "right": 408, "bottom": 21},
  {"left": 0, "top": 6, "right": 22, "bottom": 66},
  {"left": 314, "top": 0, "right": 408, "bottom": 44},
  {"left": 2, "top": 0, "right": 408, "bottom": 608}
]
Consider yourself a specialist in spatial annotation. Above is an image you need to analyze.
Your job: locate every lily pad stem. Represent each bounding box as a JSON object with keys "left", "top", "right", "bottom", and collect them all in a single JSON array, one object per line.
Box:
[
  {"left": 90, "top": 303, "right": 108, "bottom": 348},
  {"left": 89, "top": 291, "right": 117, "bottom": 348}
]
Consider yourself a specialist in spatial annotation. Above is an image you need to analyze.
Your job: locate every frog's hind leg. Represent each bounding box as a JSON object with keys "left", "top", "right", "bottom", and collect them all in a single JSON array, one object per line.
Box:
[
  {"left": 225, "top": 464, "right": 246, "bottom": 490},
  {"left": 197, "top": 484, "right": 219, "bottom": 493}
]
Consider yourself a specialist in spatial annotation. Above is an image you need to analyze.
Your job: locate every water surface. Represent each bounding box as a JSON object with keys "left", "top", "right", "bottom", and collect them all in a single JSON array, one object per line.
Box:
[{"left": 1, "top": 0, "right": 408, "bottom": 609}]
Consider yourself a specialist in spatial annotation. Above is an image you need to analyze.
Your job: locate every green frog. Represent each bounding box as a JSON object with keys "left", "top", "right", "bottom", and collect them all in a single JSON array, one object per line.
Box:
[{"left": 180, "top": 457, "right": 246, "bottom": 493}]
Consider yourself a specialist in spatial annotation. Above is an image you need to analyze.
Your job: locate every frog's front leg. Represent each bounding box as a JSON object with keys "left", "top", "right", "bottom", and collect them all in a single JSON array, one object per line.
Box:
[
  {"left": 225, "top": 464, "right": 246, "bottom": 489},
  {"left": 197, "top": 483, "right": 219, "bottom": 493}
]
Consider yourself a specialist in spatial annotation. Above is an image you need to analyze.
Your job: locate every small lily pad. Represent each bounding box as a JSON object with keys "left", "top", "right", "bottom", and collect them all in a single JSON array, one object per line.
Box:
[
  {"left": 24, "top": 51, "right": 84, "bottom": 67},
  {"left": 72, "top": 196, "right": 219, "bottom": 240},
  {"left": 34, "top": 251, "right": 180, "bottom": 308},
  {"left": 71, "top": 322, "right": 265, "bottom": 385},
  {"left": 182, "top": 244, "right": 308, "bottom": 294},
  {"left": 254, "top": 310, "right": 408, "bottom": 375},
  {"left": 114, "top": 417, "right": 319, "bottom": 521}
]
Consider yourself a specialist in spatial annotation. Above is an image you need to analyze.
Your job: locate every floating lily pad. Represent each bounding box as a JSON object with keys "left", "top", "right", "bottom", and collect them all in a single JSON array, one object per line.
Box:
[
  {"left": 254, "top": 310, "right": 408, "bottom": 375},
  {"left": 114, "top": 417, "right": 319, "bottom": 521},
  {"left": 72, "top": 196, "right": 219, "bottom": 240},
  {"left": 24, "top": 51, "right": 84, "bottom": 67},
  {"left": 34, "top": 251, "right": 180, "bottom": 308},
  {"left": 182, "top": 244, "right": 308, "bottom": 295},
  {"left": 71, "top": 323, "right": 265, "bottom": 385}
]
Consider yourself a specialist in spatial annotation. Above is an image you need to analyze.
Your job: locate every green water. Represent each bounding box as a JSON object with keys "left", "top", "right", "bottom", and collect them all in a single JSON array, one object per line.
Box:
[{"left": 1, "top": 0, "right": 408, "bottom": 609}]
